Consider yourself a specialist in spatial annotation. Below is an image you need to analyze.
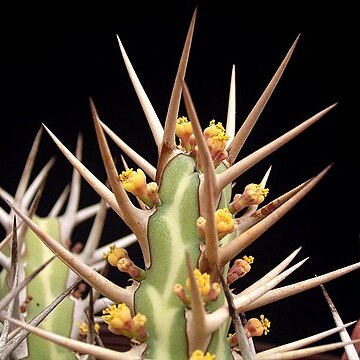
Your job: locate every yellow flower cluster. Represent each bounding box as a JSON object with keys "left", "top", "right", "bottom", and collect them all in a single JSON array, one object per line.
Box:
[
  {"left": 228, "top": 314, "right": 271, "bottom": 348},
  {"left": 102, "top": 245, "right": 128, "bottom": 267},
  {"left": 176, "top": 116, "right": 194, "bottom": 152},
  {"left": 260, "top": 314, "right": 271, "bottom": 335},
  {"left": 229, "top": 183, "right": 269, "bottom": 214},
  {"left": 204, "top": 120, "right": 229, "bottom": 161},
  {"left": 245, "top": 314, "right": 271, "bottom": 337},
  {"left": 76, "top": 321, "right": 100, "bottom": 336},
  {"left": 189, "top": 350, "right": 216, "bottom": 360},
  {"left": 227, "top": 255, "right": 254, "bottom": 284},
  {"left": 214, "top": 208, "right": 236, "bottom": 238},
  {"left": 120, "top": 168, "right": 147, "bottom": 195},
  {"left": 102, "top": 245, "right": 145, "bottom": 281},
  {"left": 175, "top": 116, "right": 230, "bottom": 168},
  {"left": 197, "top": 208, "right": 236, "bottom": 240},
  {"left": 243, "top": 255, "right": 254, "bottom": 264},
  {"left": 102, "top": 303, "right": 148, "bottom": 342},
  {"left": 173, "top": 269, "right": 221, "bottom": 306},
  {"left": 119, "top": 168, "right": 159, "bottom": 207}
]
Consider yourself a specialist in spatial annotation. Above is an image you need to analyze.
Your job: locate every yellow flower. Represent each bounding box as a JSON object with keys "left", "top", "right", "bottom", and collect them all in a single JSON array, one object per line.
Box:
[
  {"left": 260, "top": 314, "right": 271, "bottom": 335},
  {"left": 229, "top": 183, "right": 269, "bottom": 214},
  {"left": 203, "top": 119, "right": 226, "bottom": 139},
  {"left": 197, "top": 208, "right": 236, "bottom": 240},
  {"left": 243, "top": 255, "right": 254, "bottom": 264},
  {"left": 102, "top": 245, "right": 128, "bottom": 267},
  {"left": 101, "top": 303, "right": 148, "bottom": 342},
  {"left": 174, "top": 280, "right": 221, "bottom": 306},
  {"left": 187, "top": 269, "right": 211, "bottom": 296},
  {"left": 206, "top": 132, "right": 229, "bottom": 153},
  {"left": 102, "top": 304, "right": 132, "bottom": 335},
  {"left": 182, "top": 269, "right": 221, "bottom": 304},
  {"left": 77, "top": 321, "right": 101, "bottom": 336},
  {"left": 243, "top": 183, "right": 269, "bottom": 205},
  {"left": 245, "top": 314, "right": 271, "bottom": 337},
  {"left": 77, "top": 321, "right": 89, "bottom": 336},
  {"left": 203, "top": 120, "right": 230, "bottom": 162},
  {"left": 189, "top": 350, "right": 216, "bottom": 360},
  {"left": 227, "top": 255, "right": 254, "bottom": 284},
  {"left": 176, "top": 116, "right": 194, "bottom": 151},
  {"left": 119, "top": 168, "right": 147, "bottom": 197},
  {"left": 176, "top": 116, "right": 193, "bottom": 138},
  {"left": 119, "top": 168, "right": 160, "bottom": 207},
  {"left": 214, "top": 208, "right": 236, "bottom": 239}
]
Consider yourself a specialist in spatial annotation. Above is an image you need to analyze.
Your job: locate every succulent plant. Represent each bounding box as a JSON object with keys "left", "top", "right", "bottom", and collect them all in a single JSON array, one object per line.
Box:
[{"left": 0, "top": 7, "right": 359, "bottom": 360}]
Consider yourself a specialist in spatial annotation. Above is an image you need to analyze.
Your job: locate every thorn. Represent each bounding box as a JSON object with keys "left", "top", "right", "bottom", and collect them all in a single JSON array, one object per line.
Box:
[
  {"left": 116, "top": 35, "right": 163, "bottom": 150},
  {"left": 157, "top": 8, "right": 197, "bottom": 179},
  {"left": 218, "top": 103, "right": 337, "bottom": 192},
  {"left": 227, "top": 34, "right": 301, "bottom": 164},
  {"left": 219, "top": 164, "right": 333, "bottom": 266}
]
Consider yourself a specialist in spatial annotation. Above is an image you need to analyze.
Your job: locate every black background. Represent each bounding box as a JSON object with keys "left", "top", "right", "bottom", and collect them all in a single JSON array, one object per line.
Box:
[{"left": 0, "top": 1, "right": 358, "bottom": 357}]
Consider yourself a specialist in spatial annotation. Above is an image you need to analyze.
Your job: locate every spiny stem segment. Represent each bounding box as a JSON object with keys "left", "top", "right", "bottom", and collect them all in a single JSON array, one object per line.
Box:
[
  {"left": 1, "top": 9, "right": 356, "bottom": 360},
  {"left": 89, "top": 98, "right": 152, "bottom": 266},
  {"left": 6, "top": 200, "right": 136, "bottom": 306},
  {"left": 1, "top": 279, "right": 82, "bottom": 359},
  {"left": 42, "top": 123, "right": 153, "bottom": 267},
  {"left": 182, "top": 80, "right": 219, "bottom": 278},
  {"left": 0, "top": 311, "right": 145, "bottom": 360},
  {"left": 157, "top": 8, "right": 197, "bottom": 181},
  {"left": 185, "top": 252, "right": 208, "bottom": 355}
]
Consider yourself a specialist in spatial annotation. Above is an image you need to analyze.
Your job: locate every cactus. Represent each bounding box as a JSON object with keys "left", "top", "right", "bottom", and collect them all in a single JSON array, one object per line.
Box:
[{"left": 0, "top": 7, "right": 359, "bottom": 360}]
